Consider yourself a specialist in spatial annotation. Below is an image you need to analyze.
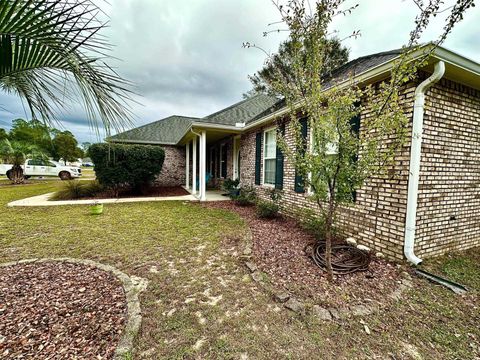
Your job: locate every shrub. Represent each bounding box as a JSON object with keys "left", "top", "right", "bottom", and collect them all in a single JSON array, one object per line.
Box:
[
  {"left": 51, "top": 180, "right": 106, "bottom": 200},
  {"left": 233, "top": 185, "right": 257, "bottom": 206},
  {"left": 222, "top": 178, "right": 240, "bottom": 192},
  {"left": 88, "top": 143, "right": 165, "bottom": 193},
  {"left": 256, "top": 200, "right": 279, "bottom": 219},
  {"left": 255, "top": 188, "right": 282, "bottom": 219},
  {"left": 296, "top": 208, "right": 327, "bottom": 241}
]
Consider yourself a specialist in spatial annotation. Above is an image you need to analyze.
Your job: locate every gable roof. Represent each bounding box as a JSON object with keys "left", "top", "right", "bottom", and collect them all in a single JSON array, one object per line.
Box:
[
  {"left": 109, "top": 45, "right": 480, "bottom": 146},
  {"left": 199, "top": 94, "right": 280, "bottom": 126},
  {"left": 324, "top": 49, "right": 402, "bottom": 87},
  {"left": 108, "top": 115, "right": 199, "bottom": 145}
]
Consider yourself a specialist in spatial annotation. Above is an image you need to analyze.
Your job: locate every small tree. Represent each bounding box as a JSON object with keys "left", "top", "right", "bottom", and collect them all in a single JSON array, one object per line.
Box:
[
  {"left": 256, "top": 0, "right": 474, "bottom": 281},
  {"left": 52, "top": 131, "right": 84, "bottom": 165},
  {"left": 0, "top": 139, "right": 46, "bottom": 184}
]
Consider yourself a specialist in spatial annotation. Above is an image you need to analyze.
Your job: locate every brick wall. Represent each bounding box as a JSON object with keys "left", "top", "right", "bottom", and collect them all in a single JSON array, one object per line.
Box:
[
  {"left": 155, "top": 145, "right": 186, "bottom": 186},
  {"left": 415, "top": 77, "right": 480, "bottom": 257},
  {"left": 240, "top": 83, "right": 417, "bottom": 261}
]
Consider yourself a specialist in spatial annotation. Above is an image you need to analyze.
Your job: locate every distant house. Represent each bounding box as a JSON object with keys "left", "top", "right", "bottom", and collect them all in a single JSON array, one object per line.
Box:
[{"left": 109, "top": 44, "right": 480, "bottom": 263}]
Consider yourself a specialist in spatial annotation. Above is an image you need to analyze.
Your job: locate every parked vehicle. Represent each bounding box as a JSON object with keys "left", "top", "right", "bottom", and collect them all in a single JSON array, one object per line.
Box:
[{"left": 0, "top": 159, "right": 82, "bottom": 180}]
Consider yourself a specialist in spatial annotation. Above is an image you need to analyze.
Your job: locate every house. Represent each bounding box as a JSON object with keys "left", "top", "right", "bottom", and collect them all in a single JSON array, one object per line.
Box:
[{"left": 109, "top": 44, "right": 480, "bottom": 263}]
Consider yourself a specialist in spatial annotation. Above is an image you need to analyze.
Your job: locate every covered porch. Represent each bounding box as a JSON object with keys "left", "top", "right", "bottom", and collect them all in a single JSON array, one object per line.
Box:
[{"left": 180, "top": 125, "right": 242, "bottom": 201}]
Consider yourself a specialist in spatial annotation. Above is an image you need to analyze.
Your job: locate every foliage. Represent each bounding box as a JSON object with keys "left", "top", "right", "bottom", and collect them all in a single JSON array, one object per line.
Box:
[
  {"left": 8, "top": 119, "right": 53, "bottom": 155},
  {"left": 232, "top": 185, "right": 257, "bottom": 206},
  {"left": 245, "top": 37, "right": 349, "bottom": 97},
  {"left": 261, "top": 0, "right": 473, "bottom": 281},
  {"left": 88, "top": 143, "right": 165, "bottom": 193},
  {"left": 296, "top": 208, "right": 328, "bottom": 241},
  {"left": 0, "top": 0, "right": 133, "bottom": 132},
  {"left": 255, "top": 188, "right": 282, "bottom": 219},
  {"left": 0, "top": 128, "right": 8, "bottom": 141},
  {"left": 81, "top": 142, "right": 92, "bottom": 153},
  {"left": 256, "top": 200, "right": 280, "bottom": 219},
  {"left": 52, "top": 131, "right": 84, "bottom": 164},
  {"left": 50, "top": 180, "right": 105, "bottom": 200},
  {"left": 223, "top": 178, "right": 240, "bottom": 192},
  {"left": 0, "top": 139, "right": 47, "bottom": 183}
]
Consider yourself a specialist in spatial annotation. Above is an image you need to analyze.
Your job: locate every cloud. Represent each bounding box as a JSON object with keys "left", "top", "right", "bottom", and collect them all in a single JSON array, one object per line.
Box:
[{"left": 0, "top": 0, "right": 478, "bottom": 142}]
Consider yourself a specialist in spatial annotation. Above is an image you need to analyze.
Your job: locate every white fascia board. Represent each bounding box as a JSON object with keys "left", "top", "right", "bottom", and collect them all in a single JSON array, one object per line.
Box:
[{"left": 432, "top": 46, "right": 480, "bottom": 76}]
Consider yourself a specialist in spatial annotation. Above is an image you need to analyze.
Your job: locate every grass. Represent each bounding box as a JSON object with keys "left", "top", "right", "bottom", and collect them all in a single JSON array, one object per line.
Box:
[{"left": 0, "top": 181, "right": 479, "bottom": 359}]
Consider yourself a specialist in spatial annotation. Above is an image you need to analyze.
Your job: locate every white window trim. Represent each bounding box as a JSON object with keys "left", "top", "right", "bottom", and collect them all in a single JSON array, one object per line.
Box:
[{"left": 262, "top": 126, "right": 277, "bottom": 187}]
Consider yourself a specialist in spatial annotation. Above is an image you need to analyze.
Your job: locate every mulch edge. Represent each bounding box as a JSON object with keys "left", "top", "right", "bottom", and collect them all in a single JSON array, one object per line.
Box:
[
  {"left": 239, "top": 221, "right": 414, "bottom": 321},
  {"left": 0, "top": 258, "right": 148, "bottom": 359}
]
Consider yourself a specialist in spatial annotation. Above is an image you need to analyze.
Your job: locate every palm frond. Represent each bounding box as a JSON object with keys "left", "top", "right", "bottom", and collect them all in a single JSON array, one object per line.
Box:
[{"left": 0, "top": 0, "right": 135, "bottom": 134}]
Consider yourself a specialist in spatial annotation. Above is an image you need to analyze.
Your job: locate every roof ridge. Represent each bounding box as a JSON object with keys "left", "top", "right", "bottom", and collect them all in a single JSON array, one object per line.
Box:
[
  {"left": 203, "top": 93, "right": 276, "bottom": 120},
  {"left": 110, "top": 115, "right": 197, "bottom": 138}
]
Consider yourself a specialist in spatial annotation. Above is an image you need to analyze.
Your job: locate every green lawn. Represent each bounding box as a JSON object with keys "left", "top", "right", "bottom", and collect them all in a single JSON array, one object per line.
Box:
[{"left": 0, "top": 181, "right": 478, "bottom": 359}]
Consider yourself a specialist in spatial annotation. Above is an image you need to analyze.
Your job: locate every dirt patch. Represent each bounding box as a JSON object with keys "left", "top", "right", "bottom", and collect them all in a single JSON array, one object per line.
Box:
[
  {"left": 0, "top": 262, "right": 127, "bottom": 359},
  {"left": 204, "top": 201, "right": 403, "bottom": 308}
]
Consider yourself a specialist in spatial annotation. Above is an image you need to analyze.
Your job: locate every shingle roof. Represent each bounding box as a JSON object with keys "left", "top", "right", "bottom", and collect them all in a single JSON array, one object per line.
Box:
[
  {"left": 324, "top": 49, "right": 402, "bottom": 87},
  {"left": 199, "top": 94, "right": 281, "bottom": 126},
  {"left": 108, "top": 115, "right": 199, "bottom": 145},
  {"left": 109, "top": 49, "right": 405, "bottom": 145}
]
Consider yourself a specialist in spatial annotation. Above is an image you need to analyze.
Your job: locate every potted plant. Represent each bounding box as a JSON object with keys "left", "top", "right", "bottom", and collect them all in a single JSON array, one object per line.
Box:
[{"left": 90, "top": 201, "right": 103, "bottom": 215}]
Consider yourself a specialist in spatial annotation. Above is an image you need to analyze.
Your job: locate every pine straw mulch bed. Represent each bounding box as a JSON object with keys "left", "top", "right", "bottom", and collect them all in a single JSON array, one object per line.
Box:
[
  {"left": 203, "top": 201, "right": 404, "bottom": 308},
  {"left": 0, "top": 262, "right": 127, "bottom": 359}
]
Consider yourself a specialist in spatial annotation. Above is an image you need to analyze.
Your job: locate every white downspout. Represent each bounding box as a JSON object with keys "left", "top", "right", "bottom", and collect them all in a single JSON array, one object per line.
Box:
[{"left": 404, "top": 61, "right": 445, "bottom": 265}]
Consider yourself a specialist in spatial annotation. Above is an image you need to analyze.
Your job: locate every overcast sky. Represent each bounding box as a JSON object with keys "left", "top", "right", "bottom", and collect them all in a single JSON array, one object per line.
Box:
[{"left": 0, "top": 0, "right": 478, "bottom": 143}]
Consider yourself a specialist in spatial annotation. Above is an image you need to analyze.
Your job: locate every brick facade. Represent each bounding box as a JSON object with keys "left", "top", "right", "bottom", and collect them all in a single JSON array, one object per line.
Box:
[
  {"left": 155, "top": 145, "right": 186, "bottom": 186},
  {"left": 415, "top": 78, "right": 480, "bottom": 257},
  {"left": 157, "top": 77, "right": 480, "bottom": 262},
  {"left": 238, "top": 78, "right": 480, "bottom": 261}
]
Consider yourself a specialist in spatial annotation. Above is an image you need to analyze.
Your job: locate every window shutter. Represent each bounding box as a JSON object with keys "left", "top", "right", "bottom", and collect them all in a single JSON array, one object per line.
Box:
[
  {"left": 255, "top": 132, "right": 262, "bottom": 185},
  {"left": 350, "top": 106, "right": 361, "bottom": 201},
  {"left": 275, "top": 124, "right": 285, "bottom": 190},
  {"left": 294, "top": 118, "right": 308, "bottom": 193},
  {"left": 350, "top": 113, "right": 361, "bottom": 137}
]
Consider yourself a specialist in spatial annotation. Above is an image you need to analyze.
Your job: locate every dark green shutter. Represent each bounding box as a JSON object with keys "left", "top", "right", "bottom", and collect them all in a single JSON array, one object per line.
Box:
[
  {"left": 275, "top": 124, "right": 285, "bottom": 190},
  {"left": 350, "top": 106, "right": 361, "bottom": 201},
  {"left": 255, "top": 132, "right": 262, "bottom": 185},
  {"left": 294, "top": 118, "right": 308, "bottom": 193}
]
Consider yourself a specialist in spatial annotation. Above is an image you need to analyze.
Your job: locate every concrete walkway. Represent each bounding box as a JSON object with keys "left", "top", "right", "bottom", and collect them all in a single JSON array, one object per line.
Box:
[{"left": 7, "top": 190, "right": 229, "bottom": 207}]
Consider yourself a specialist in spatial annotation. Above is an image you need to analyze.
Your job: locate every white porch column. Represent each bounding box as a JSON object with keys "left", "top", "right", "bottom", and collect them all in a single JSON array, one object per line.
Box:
[
  {"left": 192, "top": 137, "right": 197, "bottom": 195},
  {"left": 199, "top": 130, "right": 207, "bottom": 201},
  {"left": 185, "top": 142, "right": 190, "bottom": 189}
]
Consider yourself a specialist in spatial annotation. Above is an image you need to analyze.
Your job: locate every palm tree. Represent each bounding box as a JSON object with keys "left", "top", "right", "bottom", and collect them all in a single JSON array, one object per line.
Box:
[
  {"left": 0, "top": 0, "right": 133, "bottom": 134},
  {"left": 0, "top": 139, "right": 46, "bottom": 184}
]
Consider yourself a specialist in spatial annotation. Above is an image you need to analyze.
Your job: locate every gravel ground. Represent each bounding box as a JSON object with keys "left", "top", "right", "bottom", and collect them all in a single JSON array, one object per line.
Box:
[
  {"left": 205, "top": 202, "right": 403, "bottom": 308},
  {"left": 0, "top": 262, "right": 127, "bottom": 359}
]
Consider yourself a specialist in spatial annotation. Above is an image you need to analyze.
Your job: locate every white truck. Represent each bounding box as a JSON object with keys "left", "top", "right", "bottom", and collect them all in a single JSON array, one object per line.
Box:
[{"left": 0, "top": 159, "right": 82, "bottom": 180}]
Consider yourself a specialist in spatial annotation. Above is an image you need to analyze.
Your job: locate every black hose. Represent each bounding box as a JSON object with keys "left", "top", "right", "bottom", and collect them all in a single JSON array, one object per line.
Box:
[{"left": 309, "top": 242, "right": 371, "bottom": 274}]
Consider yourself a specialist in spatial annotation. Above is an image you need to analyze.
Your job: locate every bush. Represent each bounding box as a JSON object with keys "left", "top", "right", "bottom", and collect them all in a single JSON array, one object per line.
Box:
[
  {"left": 51, "top": 180, "right": 106, "bottom": 200},
  {"left": 88, "top": 143, "right": 165, "bottom": 193},
  {"left": 222, "top": 178, "right": 240, "bottom": 192},
  {"left": 256, "top": 200, "right": 279, "bottom": 219},
  {"left": 296, "top": 208, "right": 327, "bottom": 241},
  {"left": 233, "top": 185, "right": 257, "bottom": 206}
]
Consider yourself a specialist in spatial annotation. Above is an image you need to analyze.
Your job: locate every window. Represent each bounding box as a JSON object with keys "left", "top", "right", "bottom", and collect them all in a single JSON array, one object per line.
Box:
[{"left": 263, "top": 128, "right": 276, "bottom": 185}]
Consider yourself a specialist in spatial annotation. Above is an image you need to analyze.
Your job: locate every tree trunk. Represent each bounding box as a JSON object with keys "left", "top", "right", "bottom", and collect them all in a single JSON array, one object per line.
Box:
[
  {"left": 324, "top": 199, "right": 335, "bottom": 282},
  {"left": 10, "top": 165, "right": 25, "bottom": 184}
]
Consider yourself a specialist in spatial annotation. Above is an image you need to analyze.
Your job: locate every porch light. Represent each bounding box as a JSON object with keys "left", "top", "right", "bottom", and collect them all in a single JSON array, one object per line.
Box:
[{"left": 235, "top": 122, "right": 246, "bottom": 128}]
